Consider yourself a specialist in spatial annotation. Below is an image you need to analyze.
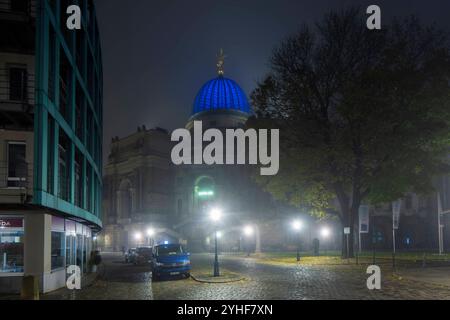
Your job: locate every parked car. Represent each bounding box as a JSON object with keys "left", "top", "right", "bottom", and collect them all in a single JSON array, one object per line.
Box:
[
  {"left": 124, "top": 248, "right": 137, "bottom": 263},
  {"left": 151, "top": 243, "right": 191, "bottom": 280},
  {"left": 134, "top": 247, "right": 153, "bottom": 265}
]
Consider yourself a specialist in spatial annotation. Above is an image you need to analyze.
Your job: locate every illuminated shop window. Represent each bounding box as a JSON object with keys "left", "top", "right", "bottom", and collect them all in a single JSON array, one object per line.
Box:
[{"left": 0, "top": 217, "right": 24, "bottom": 273}]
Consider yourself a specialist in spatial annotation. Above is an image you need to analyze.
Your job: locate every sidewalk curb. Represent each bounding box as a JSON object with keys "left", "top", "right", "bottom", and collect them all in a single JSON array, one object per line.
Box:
[{"left": 190, "top": 273, "right": 246, "bottom": 283}]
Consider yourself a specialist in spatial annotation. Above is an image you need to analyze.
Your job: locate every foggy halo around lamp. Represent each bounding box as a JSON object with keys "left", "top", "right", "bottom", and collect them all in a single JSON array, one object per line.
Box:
[
  {"left": 292, "top": 220, "right": 303, "bottom": 231},
  {"left": 243, "top": 225, "right": 254, "bottom": 236},
  {"left": 209, "top": 208, "right": 222, "bottom": 223},
  {"left": 321, "top": 227, "right": 331, "bottom": 238}
]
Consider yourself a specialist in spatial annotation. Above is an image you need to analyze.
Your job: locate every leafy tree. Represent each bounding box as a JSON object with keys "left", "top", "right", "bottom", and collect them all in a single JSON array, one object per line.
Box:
[{"left": 249, "top": 8, "right": 450, "bottom": 257}]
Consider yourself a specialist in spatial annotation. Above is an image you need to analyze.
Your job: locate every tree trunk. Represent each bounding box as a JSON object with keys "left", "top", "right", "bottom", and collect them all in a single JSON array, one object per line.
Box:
[
  {"left": 341, "top": 207, "right": 356, "bottom": 259},
  {"left": 333, "top": 183, "right": 360, "bottom": 259}
]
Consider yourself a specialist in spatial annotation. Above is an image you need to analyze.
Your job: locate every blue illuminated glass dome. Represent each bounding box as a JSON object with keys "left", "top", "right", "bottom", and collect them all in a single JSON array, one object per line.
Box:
[{"left": 192, "top": 76, "right": 251, "bottom": 115}]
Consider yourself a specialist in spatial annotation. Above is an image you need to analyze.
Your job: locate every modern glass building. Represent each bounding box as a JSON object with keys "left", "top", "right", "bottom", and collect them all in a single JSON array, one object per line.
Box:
[{"left": 0, "top": 0, "right": 103, "bottom": 293}]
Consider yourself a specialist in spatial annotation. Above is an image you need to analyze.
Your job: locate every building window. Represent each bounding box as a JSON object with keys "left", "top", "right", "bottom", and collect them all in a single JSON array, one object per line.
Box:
[
  {"left": 48, "top": 27, "right": 56, "bottom": 103},
  {"left": 86, "top": 109, "right": 93, "bottom": 155},
  {"left": 75, "top": 82, "right": 84, "bottom": 141},
  {"left": 76, "top": 30, "right": 85, "bottom": 79},
  {"left": 10, "top": 0, "right": 28, "bottom": 13},
  {"left": 65, "top": 234, "right": 76, "bottom": 266},
  {"left": 83, "top": 236, "right": 91, "bottom": 273},
  {"left": 7, "top": 142, "right": 27, "bottom": 188},
  {"left": 8, "top": 67, "right": 27, "bottom": 102},
  {"left": 48, "top": 0, "right": 56, "bottom": 14},
  {"left": 59, "top": 48, "right": 72, "bottom": 125},
  {"left": 51, "top": 231, "right": 65, "bottom": 270},
  {"left": 47, "top": 115, "right": 55, "bottom": 194},
  {"left": 92, "top": 179, "right": 97, "bottom": 216},
  {"left": 65, "top": 219, "right": 77, "bottom": 267},
  {"left": 87, "top": 53, "right": 94, "bottom": 99},
  {"left": 60, "top": 0, "right": 73, "bottom": 52},
  {"left": 58, "top": 130, "right": 71, "bottom": 201},
  {"left": 74, "top": 150, "right": 83, "bottom": 208},
  {"left": 86, "top": 163, "right": 92, "bottom": 211},
  {"left": 0, "top": 217, "right": 24, "bottom": 273},
  {"left": 76, "top": 234, "right": 83, "bottom": 270}
]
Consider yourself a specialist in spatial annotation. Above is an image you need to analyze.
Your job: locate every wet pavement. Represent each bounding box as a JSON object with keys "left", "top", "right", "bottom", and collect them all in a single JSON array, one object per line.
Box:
[{"left": 40, "top": 253, "right": 450, "bottom": 300}]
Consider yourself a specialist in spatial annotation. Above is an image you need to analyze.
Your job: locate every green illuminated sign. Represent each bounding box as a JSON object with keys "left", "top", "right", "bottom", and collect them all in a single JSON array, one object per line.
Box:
[{"left": 197, "top": 190, "right": 214, "bottom": 197}]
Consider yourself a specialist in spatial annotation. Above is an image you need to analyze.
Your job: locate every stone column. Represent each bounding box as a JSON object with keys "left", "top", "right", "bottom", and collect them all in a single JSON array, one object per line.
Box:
[{"left": 24, "top": 213, "right": 52, "bottom": 292}]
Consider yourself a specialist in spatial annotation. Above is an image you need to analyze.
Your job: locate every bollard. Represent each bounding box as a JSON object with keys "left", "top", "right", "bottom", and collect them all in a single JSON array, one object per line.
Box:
[{"left": 21, "top": 275, "right": 39, "bottom": 300}]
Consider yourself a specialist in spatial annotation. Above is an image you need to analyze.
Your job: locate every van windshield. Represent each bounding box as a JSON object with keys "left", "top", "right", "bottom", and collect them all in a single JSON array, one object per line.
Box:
[{"left": 157, "top": 245, "right": 183, "bottom": 256}]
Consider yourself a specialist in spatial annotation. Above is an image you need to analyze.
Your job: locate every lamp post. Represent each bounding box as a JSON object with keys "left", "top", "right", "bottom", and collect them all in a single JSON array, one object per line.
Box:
[
  {"left": 93, "top": 235, "right": 98, "bottom": 250},
  {"left": 292, "top": 220, "right": 303, "bottom": 262},
  {"left": 320, "top": 227, "right": 331, "bottom": 255},
  {"left": 146, "top": 228, "right": 155, "bottom": 246},
  {"left": 134, "top": 232, "right": 142, "bottom": 247},
  {"left": 209, "top": 208, "right": 222, "bottom": 277},
  {"left": 243, "top": 225, "right": 254, "bottom": 256}
]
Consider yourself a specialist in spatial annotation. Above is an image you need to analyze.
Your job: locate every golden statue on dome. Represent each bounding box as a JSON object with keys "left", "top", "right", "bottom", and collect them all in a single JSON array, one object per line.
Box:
[{"left": 216, "top": 48, "right": 227, "bottom": 76}]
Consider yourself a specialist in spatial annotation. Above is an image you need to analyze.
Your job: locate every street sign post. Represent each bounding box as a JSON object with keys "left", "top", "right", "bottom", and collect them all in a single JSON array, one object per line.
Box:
[
  {"left": 392, "top": 199, "right": 401, "bottom": 253},
  {"left": 392, "top": 199, "right": 402, "bottom": 270},
  {"left": 358, "top": 205, "right": 370, "bottom": 253},
  {"left": 344, "top": 227, "right": 350, "bottom": 262}
]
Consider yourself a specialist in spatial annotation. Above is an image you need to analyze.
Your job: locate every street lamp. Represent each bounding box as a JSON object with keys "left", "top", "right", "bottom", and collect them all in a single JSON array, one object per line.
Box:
[
  {"left": 93, "top": 235, "right": 98, "bottom": 250},
  {"left": 292, "top": 220, "right": 303, "bottom": 231},
  {"left": 243, "top": 226, "right": 254, "bottom": 256},
  {"left": 146, "top": 228, "right": 155, "bottom": 246},
  {"left": 209, "top": 208, "right": 222, "bottom": 277},
  {"left": 320, "top": 227, "right": 330, "bottom": 238},
  {"left": 292, "top": 220, "right": 303, "bottom": 261},
  {"left": 320, "top": 227, "right": 331, "bottom": 255},
  {"left": 209, "top": 208, "right": 222, "bottom": 222},
  {"left": 134, "top": 232, "right": 142, "bottom": 246},
  {"left": 243, "top": 225, "right": 254, "bottom": 237},
  {"left": 206, "top": 236, "right": 211, "bottom": 252}
]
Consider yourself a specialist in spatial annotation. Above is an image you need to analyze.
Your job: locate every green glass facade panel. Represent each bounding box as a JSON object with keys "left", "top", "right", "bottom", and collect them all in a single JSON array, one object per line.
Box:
[{"left": 34, "top": 0, "right": 103, "bottom": 229}]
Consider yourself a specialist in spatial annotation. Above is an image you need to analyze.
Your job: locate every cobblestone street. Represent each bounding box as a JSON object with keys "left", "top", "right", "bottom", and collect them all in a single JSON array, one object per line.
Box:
[{"left": 40, "top": 253, "right": 450, "bottom": 300}]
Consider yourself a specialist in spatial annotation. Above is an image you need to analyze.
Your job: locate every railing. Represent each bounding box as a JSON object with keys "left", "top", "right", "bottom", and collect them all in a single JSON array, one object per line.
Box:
[
  {"left": 0, "top": 0, "right": 37, "bottom": 18},
  {"left": 0, "top": 68, "right": 35, "bottom": 110},
  {"left": 0, "top": 161, "right": 32, "bottom": 204}
]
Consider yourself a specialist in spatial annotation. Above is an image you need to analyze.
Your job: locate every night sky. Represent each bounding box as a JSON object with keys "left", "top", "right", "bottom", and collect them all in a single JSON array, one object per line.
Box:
[{"left": 95, "top": 0, "right": 450, "bottom": 161}]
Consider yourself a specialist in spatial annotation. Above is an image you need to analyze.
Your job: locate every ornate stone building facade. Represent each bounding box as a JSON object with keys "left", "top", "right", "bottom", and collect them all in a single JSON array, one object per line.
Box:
[
  {"left": 101, "top": 126, "right": 181, "bottom": 251},
  {"left": 101, "top": 57, "right": 283, "bottom": 252}
]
